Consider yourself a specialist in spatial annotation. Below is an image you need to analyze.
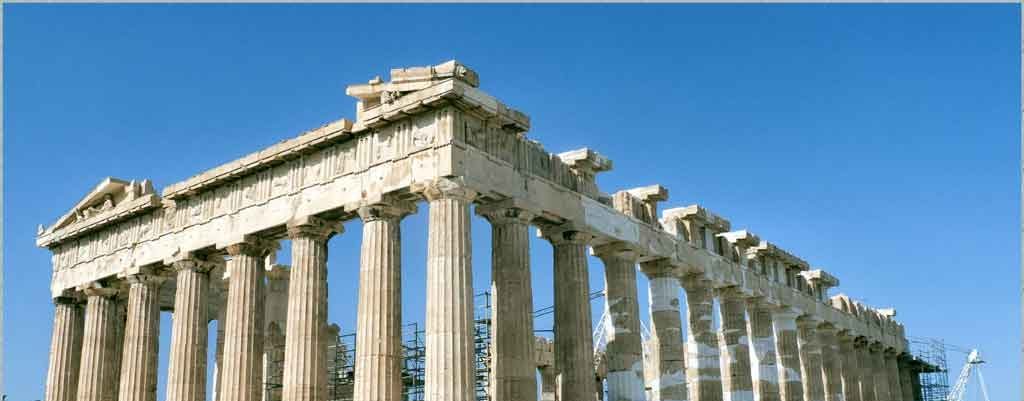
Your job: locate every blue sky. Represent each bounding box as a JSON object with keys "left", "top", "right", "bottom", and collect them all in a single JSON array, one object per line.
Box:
[{"left": 4, "top": 4, "right": 1019, "bottom": 401}]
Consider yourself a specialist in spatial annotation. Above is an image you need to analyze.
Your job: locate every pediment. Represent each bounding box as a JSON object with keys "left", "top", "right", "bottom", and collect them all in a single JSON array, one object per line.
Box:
[{"left": 41, "top": 177, "right": 159, "bottom": 238}]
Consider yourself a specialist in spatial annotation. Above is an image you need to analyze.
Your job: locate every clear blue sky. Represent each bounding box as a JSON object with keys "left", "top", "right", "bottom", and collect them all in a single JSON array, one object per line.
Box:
[{"left": 4, "top": 4, "right": 1019, "bottom": 401}]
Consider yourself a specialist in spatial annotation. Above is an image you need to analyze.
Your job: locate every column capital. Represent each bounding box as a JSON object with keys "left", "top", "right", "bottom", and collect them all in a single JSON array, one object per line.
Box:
[
  {"left": 124, "top": 273, "right": 167, "bottom": 287},
  {"left": 287, "top": 215, "right": 344, "bottom": 240},
  {"left": 638, "top": 258, "right": 680, "bottom": 278},
  {"left": 412, "top": 177, "right": 478, "bottom": 202},
  {"left": 170, "top": 256, "right": 222, "bottom": 274},
  {"left": 53, "top": 290, "right": 85, "bottom": 305},
  {"left": 796, "top": 315, "right": 822, "bottom": 329},
  {"left": 475, "top": 202, "right": 535, "bottom": 226},
  {"left": 357, "top": 200, "right": 417, "bottom": 222},
  {"left": 537, "top": 223, "right": 594, "bottom": 245},
  {"left": 770, "top": 306, "right": 802, "bottom": 321},
  {"left": 868, "top": 341, "right": 885, "bottom": 353},
  {"left": 591, "top": 241, "right": 640, "bottom": 261},
  {"left": 78, "top": 282, "right": 120, "bottom": 298},
  {"left": 224, "top": 235, "right": 279, "bottom": 257},
  {"left": 817, "top": 323, "right": 839, "bottom": 336}
]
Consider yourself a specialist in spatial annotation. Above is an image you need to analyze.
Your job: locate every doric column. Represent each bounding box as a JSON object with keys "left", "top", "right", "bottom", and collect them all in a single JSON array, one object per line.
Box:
[
  {"left": 836, "top": 334, "right": 860, "bottom": 401},
  {"left": 855, "top": 340, "right": 874, "bottom": 401},
  {"left": 354, "top": 202, "right": 413, "bottom": 401},
  {"left": 478, "top": 204, "right": 537, "bottom": 401},
  {"left": 282, "top": 216, "right": 340, "bottom": 401},
  {"left": 419, "top": 179, "right": 478, "bottom": 401},
  {"left": 884, "top": 349, "right": 902, "bottom": 401},
  {"left": 640, "top": 260, "right": 687, "bottom": 401},
  {"left": 771, "top": 308, "right": 804, "bottom": 401},
  {"left": 817, "top": 325, "right": 842, "bottom": 401},
  {"left": 539, "top": 366, "right": 558, "bottom": 401},
  {"left": 45, "top": 294, "right": 85, "bottom": 401},
  {"left": 76, "top": 285, "right": 120, "bottom": 401},
  {"left": 117, "top": 273, "right": 165, "bottom": 401},
  {"left": 680, "top": 275, "right": 722, "bottom": 401},
  {"left": 897, "top": 356, "right": 916, "bottom": 401},
  {"left": 108, "top": 299, "right": 128, "bottom": 400},
  {"left": 167, "top": 258, "right": 216, "bottom": 401},
  {"left": 796, "top": 318, "right": 825, "bottom": 401},
  {"left": 746, "top": 299, "right": 780, "bottom": 401},
  {"left": 213, "top": 284, "right": 228, "bottom": 401},
  {"left": 540, "top": 225, "right": 596, "bottom": 401},
  {"left": 595, "top": 244, "right": 645, "bottom": 401},
  {"left": 718, "top": 287, "right": 754, "bottom": 401},
  {"left": 869, "top": 343, "right": 890, "bottom": 401},
  {"left": 265, "top": 265, "right": 290, "bottom": 401},
  {"left": 220, "top": 237, "right": 276, "bottom": 401}
]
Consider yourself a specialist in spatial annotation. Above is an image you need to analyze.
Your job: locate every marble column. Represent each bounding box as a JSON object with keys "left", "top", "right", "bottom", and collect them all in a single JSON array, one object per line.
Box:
[
  {"left": 855, "top": 340, "right": 875, "bottom": 401},
  {"left": 746, "top": 299, "right": 780, "bottom": 401},
  {"left": 817, "top": 326, "right": 842, "bottom": 401},
  {"left": 221, "top": 238, "right": 275, "bottom": 401},
  {"left": 771, "top": 309, "right": 804, "bottom": 401},
  {"left": 282, "top": 216, "right": 339, "bottom": 401},
  {"left": 596, "top": 247, "right": 645, "bottom": 401},
  {"left": 76, "top": 285, "right": 120, "bottom": 401},
  {"left": 107, "top": 300, "right": 128, "bottom": 401},
  {"left": 117, "top": 274, "right": 164, "bottom": 401},
  {"left": 796, "top": 318, "right": 825, "bottom": 401},
  {"left": 45, "top": 295, "right": 85, "bottom": 401},
  {"left": 545, "top": 227, "right": 598, "bottom": 401},
  {"left": 837, "top": 334, "right": 860, "bottom": 401},
  {"left": 478, "top": 205, "right": 537, "bottom": 401},
  {"left": 213, "top": 286, "right": 228, "bottom": 401},
  {"left": 869, "top": 344, "right": 890, "bottom": 401},
  {"left": 540, "top": 366, "right": 559, "bottom": 401},
  {"left": 354, "top": 203, "right": 412, "bottom": 401},
  {"left": 167, "top": 258, "right": 215, "bottom": 401},
  {"left": 641, "top": 261, "right": 687, "bottom": 401},
  {"left": 897, "top": 357, "right": 916, "bottom": 401},
  {"left": 680, "top": 276, "right": 722, "bottom": 401},
  {"left": 421, "top": 179, "right": 477, "bottom": 401},
  {"left": 718, "top": 287, "right": 754, "bottom": 401},
  {"left": 884, "top": 350, "right": 902, "bottom": 401}
]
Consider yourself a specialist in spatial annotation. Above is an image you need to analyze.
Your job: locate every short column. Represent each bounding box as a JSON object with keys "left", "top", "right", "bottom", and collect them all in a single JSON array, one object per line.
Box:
[
  {"left": 354, "top": 203, "right": 413, "bottom": 401},
  {"left": 595, "top": 246, "right": 645, "bottom": 401},
  {"left": 771, "top": 308, "right": 804, "bottom": 401},
  {"left": 541, "top": 226, "right": 596, "bottom": 401},
  {"left": 680, "top": 276, "right": 722, "bottom": 401},
  {"left": 836, "top": 333, "right": 861, "bottom": 401},
  {"left": 869, "top": 343, "right": 890, "bottom": 401},
  {"left": 117, "top": 273, "right": 165, "bottom": 401},
  {"left": 419, "top": 179, "right": 478, "bottom": 401},
  {"left": 817, "top": 325, "right": 842, "bottom": 401},
  {"left": 167, "top": 258, "right": 216, "bottom": 401},
  {"left": 855, "top": 340, "right": 874, "bottom": 401},
  {"left": 44, "top": 294, "right": 86, "bottom": 401},
  {"left": 220, "top": 237, "right": 276, "bottom": 401},
  {"left": 76, "top": 285, "right": 121, "bottom": 401},
  {"left": 796, "top": 318, "right": 825, "bottom": 401},
  {"left": 717, "top": 287, "right": 754, "bottom": 401},
  {"left": 884, "top": 349, "right": 902, "bottom": 401},
  {"left": 746, "top": 299, "right": 780, "bottom": 401},
  {"left": 639, "top": 260, "right": 687, "bottom": 401},
  {"left": 282, "top": 216, "right": 340, "bottom": 401},
  {"left": 478, "top": 204, "right": 537, "bottom": 401}
]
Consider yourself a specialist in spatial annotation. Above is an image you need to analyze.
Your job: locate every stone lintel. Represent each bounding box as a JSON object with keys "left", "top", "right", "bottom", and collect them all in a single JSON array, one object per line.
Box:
[
  {"left": 555, "top": 148, "right": 613, "bottom": 175},
  {"left": 661, "top": 204, "right": 730, "bottom": 232}
]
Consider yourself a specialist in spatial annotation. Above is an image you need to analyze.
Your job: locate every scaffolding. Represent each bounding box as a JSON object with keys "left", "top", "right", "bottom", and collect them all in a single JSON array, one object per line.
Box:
[{"left": 909, "top": 337, "right": 951, "bottom": 401}]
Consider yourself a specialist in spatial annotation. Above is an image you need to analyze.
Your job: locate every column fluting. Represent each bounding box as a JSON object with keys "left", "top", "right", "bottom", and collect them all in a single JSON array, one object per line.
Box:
[
  {"left": 44, "top": 295, "right": 86, "bottom": 401},
  {"left": 869, "top": 344, "right": 890, "bottom": 401},
  {"left": 817, "top": 326, "right": 842, "bottom": 401},
  {"left": 166, "top": 259, "right": 216, "bottom": 401},
  {"left": 597, "top": 248, "right": 645, "bottom": 401},
  {"left": 543, "top": 226, "right": 596, "bottom": 401},
  {"left": 718, "top": 287, "right": 754, "bottom": 401},
  {"left": 680, "top": 276, "right": 722, "bottom": 401},
  {"left": 220, "top": 238, "right": 275, "bottom": 401},
  {"left": 746, "top": 299, "right": 780, "bottom": 401},
  {"left": 796, "top": 318, "right": 825, "bottom": 401},
  {"left": 772, "top": 309, "right": 804, "bottom": 401},
  {"left": 837, "top": 334, "right": 860, "bottom": 401},
  {"left": 641, "top": 261, "right": 687, "bottom": 401},
  {"left": 885, "top": 351, "right": 903, "bottom": 401},
  {"left": 855, "top": 340, "right": 875, "bottom": 401},
  {"left": 117, "top": 274, "right": 165, "bottom": 401},
  {"left": 76, "top": 286, "right": 120, "bottom": 401}
]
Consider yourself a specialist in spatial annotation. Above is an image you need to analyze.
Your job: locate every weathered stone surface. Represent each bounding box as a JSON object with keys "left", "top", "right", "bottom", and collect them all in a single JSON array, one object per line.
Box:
[
  {"left": 680, "top": 276, "right": 722, "bottom": 401},
  {"left": 541, "top": 226, "right": 596, "bottom": 401},
  {"left": 718, "top": 287, "right": 753, "bottom": 401},
  {"left": 817, "top": 325, "right": 843, "bottom": 401},
  {"left": 596, "top": 247, "right": 645, "bottom": 401},
  {"left": 220, "top": 238, "right": 276, "bottom": 401},
  {"left": 166, "top": 259, "right": 214, "bottom": 401},
  {"left": 869, "top": 343, "right": 890, "bottom": 401},
  {"left": 772, "top": 309, "right": 804, "bottom": 401},
  {"left": 76, "top": 286, "right": 120, "bottom": 401},
  {"left": 855, "top": 340, "right": 875, "bottom": 401},
  {"left": 885, "top": 351, "right": 903, "bottom": 401},
  {"left": 837, "top": 333, "right": 861, "bottom": 401},
  {"left": 796, "top": 318, "right": 825, "bottom": 401},
  {"left": 117, "top": 274, "right": 164, "bottom": 401},
  {"left": 746, "top": 299, "right": 781, "bottom": 401},
  {"left": 641, "top": 261, "right": 688, "bottom": 401},
  {"left": 45, "top": 296, "right": 85, "bottom": 401}
]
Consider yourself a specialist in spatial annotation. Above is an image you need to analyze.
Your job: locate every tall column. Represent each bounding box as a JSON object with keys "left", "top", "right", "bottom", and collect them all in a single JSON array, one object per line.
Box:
[
  {"left": 117, "top": 273, "right": 165, "bottom": 401},
  {"left": 420, "top": 179, "right": 477, "bottom": 401},
  {"left": 76, "top": 285, "right": 120, "bottom": 401},
  {"left": 680, "top": 276, "right": 722, "bottom": 401},
  {"left": 796, "top": 318, "right": 824, "bottom": 401},
  {"left": 772, "top": 309, "right": 804, "bottom": 401},
  {"left": 265, "top": 265, "right": 290, "bottom": 401},
  {"left": 282, "top": 216, "right": 339, "bottom": 401},
  {"left": 869, "top": 344, "right": 890, "bottom": 401},
  {"left": 836, "top": 334, "right": 860, "bottom": 401},
  {"left": 640, "top": 261, "right": 687, "bottom": 401},
  {"left": 213, "top": 284, "right": 228, "bottom": 401},
  {"left": 885, "top": 350, "right": 903, "bottom": 401},
  {"left": 897, "top": 357, "right": 916, "bottom": 401},
  {"left": 45, "top": 294, "right": 85, "bottom": 401},
  {"left": 596, "top": 246, "right": 645, "bottom": 401},
  {"left": 221, "top": 237, "right": 276, "bottom": 401},
  {"left": 746, "top": 299, "right": 780, "bottom": 401},
  {"left": 167, "top": 258, "right": 216, "bottom": 401},
  {"left": 354, "top": 202, "right": 413, "bottom": 401},
  {"left": 817, "top": 326, "right": 842, "bottom": 401},
  {"left": 478, "top": 204, "right": 537, "bottom": 401},
  {"left": 855, "top": 340, "right": 874, "bottom": 401},
  {"left": 540, "top": 225, "right": 596, "bottom": 401},
  {"left": 107, "top": 299, "right": 128, "bottom": 401},
  {"left": 540, "top": 366, "right": 559, "bottom": 401},
  {"left": 718, "top": 287, "right": 754, "bottom": 401}
]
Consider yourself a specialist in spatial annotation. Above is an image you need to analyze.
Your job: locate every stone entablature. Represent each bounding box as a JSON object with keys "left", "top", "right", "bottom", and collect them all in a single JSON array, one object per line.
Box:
[{"left": 37, "top": 60, "right": 908, "bottom": 355}]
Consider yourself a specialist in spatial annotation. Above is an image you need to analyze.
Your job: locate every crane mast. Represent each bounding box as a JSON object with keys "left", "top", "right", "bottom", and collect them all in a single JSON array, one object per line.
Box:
[{"left": 946, "top": 349, "right": 990, "bottom": 401}]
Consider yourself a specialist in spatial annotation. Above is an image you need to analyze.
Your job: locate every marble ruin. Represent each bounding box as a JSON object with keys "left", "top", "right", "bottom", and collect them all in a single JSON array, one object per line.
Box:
[{"left": 38, "top": 61, "right": 932, "bottom": 401}]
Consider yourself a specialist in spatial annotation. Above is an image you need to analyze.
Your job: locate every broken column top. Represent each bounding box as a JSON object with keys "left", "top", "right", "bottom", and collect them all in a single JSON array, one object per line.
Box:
[
  {"left": 556, "top": 148, "right": 613, "bottom": 174},
  {"left": 752, "top": 240, "right": 809, "bottom": 270},
  {"left": 718, "top": 229, "right": 761, "bottom": 248},
  {"left": 625, "top": 184, "right": 669, "bottom": 203},
  {"left": 800, "top": 269, "right": 840, "bottom": 288},
  {"left": 346, "top": 60, "right": 481, "bottom": 114},
  {"left": 662, "top": 204, "right": 731, "bottom": 232}
]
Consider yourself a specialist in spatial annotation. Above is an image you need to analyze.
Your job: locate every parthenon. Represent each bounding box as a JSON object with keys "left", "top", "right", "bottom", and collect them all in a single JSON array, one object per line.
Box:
[{"left": 38, "top": 60, "right": 932, "bottom": 401}]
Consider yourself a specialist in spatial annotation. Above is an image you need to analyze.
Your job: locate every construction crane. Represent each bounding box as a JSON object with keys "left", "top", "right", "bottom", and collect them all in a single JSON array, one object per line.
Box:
[{"left": 946, "top": 349, "right": 991, "bottom": 401}]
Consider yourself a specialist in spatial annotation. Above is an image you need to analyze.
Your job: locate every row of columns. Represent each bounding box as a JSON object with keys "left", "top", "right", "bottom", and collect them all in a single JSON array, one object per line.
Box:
[{"left": 43, "top": 179, "right": 917, "bottom": 401}]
